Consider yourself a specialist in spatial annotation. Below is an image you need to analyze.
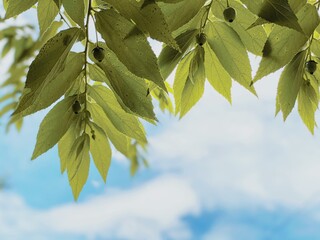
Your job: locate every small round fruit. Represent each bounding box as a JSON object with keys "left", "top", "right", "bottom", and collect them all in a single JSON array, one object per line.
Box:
[
  {"left": 306, "top": 60, "right": 317, "bottom": 74},
  {"left": 196, "top": 33, "right": 207, "bottom": 46},
  {"left": 92, "top": 47, "right": 105, "bottom": 62},
  {"left": 72, "top": 100, "right": 81, "bottom": 114},
  {"left": 223, "top": 7, "right": 236, "bottom": 23}
]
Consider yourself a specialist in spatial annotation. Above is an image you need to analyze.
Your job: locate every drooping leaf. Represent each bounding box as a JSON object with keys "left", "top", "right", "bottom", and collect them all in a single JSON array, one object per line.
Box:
[
  {"left": 211, "top": 0, "right": 267, "bottom": 56},
  {"left": 95, "top": 9, "right": 166, "bottom": 91},
  {"left": 37, "top": 0, "right": 59, "bottom": 35},
  {"left": 158, "top": 0, "right": 205, "bottom": 32},
  {"left": 88, "top": 103, "right": 130, "bottom": 156},
  {"left": 204, "top": 43, "right": 232, "bottom": 103},
  {"left": 5, "top": 0, "right": 38, "bottom": 19},
  {"left": 58, "top": 117, "right": 81, "bottom": 173},
  {"left": 15, "top": 52, "right": 84, "bottom": 117},
  {"left": 32, "top": 97, "right": 77, "bottom": 160},
  {"left": 173, "top": 51, "right": 194, "bottom": 114},
  {"left": 88, "top": 85, "right": 147, "bottom": 143},
  {"left": 158, "top": 29, "right": 198, "bottom": 80},
  {"left": 206, "top": 21, "right": 256, "bottom": 95},
  {"left": 277, "top": 50, "right": 306, "bottom": 120},
  {"left": 67, "top": 133, "right": 90, "bottom": 200},
  {"left": 240, "top": 0, "right": 302, "bottom": 32},
  {"left": 89, "top": 43, "right": 156, "bottom": 121},
  {"left": 103, "top": 0, "right": 179, "bottom": 50},
  {"left": 63, "top": 0, "right": 85, "bottom": 28},
  {"left": 254, "top": 4, "right": 319, "bottom": 82},
  {"left": 89, "top": 122, "right": 112, "bottom": 182},
  {"left": 180, "top": 46, "right": 206, "bottom": 118},
  {"left": 298, "top": 81, "right": 318, "bottom": 134}
]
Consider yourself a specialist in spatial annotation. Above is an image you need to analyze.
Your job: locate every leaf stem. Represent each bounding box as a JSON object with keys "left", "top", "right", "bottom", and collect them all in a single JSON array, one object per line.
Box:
[
  {"left": 83, "top": 0, "right": 92, "bottom": 133},
  {"left": 200, "top": 0, "right": 213, "bottom": 32}
]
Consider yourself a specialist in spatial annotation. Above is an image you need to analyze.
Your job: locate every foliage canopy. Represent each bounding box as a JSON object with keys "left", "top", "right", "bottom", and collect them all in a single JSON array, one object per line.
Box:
[{"left": 0, "top": 0, "right": 320, "bottom": 199}]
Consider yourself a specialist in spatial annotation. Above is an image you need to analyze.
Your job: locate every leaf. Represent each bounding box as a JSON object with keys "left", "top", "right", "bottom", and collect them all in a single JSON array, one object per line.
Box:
[
  {"left": 15, "top": 52, "right": 84, "bottom": 117},
  {"left": 89, "top": 122, "right": 112, "bottom": 182},
  {"left": 206, "top": 21, "right": 256, "bottom": 95},
  {"left": 211, "top": 0, "right": 267, "bottom": 56},
  {"left": 254, "top": 4, "right": 319, "bottom": 82},
  {"left": 89, "top": 43, "right": 156, "bottom": 121},
  {"left": 58, "top": 117, "right": 81, "bottom": 173},
  {"left": 88, "top": 103, "right": 130, "bottom": 156},
  {"left": 5, "top": 0, "right": 37, "bottom": 19},
  {"left": 32, "top": 97, "right": 77, "bottom": 160},
  {"left": 104, "top": 0, "right": 179, "bottom": 50},
  {"left": 298, "top": 82, "right": 318, "bottom": 134},
  {"left": 88, "top": 85, "right": 147, "bottom": 143},
  {"left": 289, "top": 0, "right": 307, "bottom": 13},
  {"left": 158, "top": 29, "right": 198, "bottom": 80},
  {"left": 95, "top": 10, "right": 166, "bottom": 91},
  {"left": 37, "top": 0, "right": 59, "bottom": 35},
  {"left": 158, "top": 0, "right": 205, "bottom": 32},
  {"left": 67, "top": 134, "right": 90, "bottom": 200},
  {"left": 180, "top": 46, "right": 206, "bottom": 118},
  {"left": 240, "top": 0, "right": 302, "bottom": 32},
  {"left": 204, "top": 43, "right": 232, "bottom": 103},
  {"left": 277, "top": 50, "right": 306, "bottom": 120},
  {"left": 173, "top": 51, "right": 194, "bottom": 114},
  {"left": 63, "top": 0, "right": 85, "bottom": 28},
  {"left": 13, "top": 28, "right": 82, "bottom": 117}
]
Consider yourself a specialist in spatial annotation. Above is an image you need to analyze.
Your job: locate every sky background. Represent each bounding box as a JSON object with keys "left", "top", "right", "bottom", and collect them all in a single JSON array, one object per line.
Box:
[{"left": 2, "top": 6, "right": 320, "bottom": 240}]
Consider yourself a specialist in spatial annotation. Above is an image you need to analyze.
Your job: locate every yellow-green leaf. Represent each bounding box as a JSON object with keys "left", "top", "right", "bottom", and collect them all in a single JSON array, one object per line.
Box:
[
  {"left": 104, "top": 0, "right": 179, "bottom": 50},
  {"left": 67, "top": 134, "right": 90, "bottom": 200},
  {"left": 95, "top": 10, "right": 166, "bottom": 91},
  {"left": 37, "top": 0, "right": 59, "bottom": 35},
  {"left": 32, "top": 97, "right": 77, "bottom": 160},
  {"left": 89, "top": 123, "right": 111, "bottom": 182},
  {"left": 5, "top": 0, "right": 37, "bottom": 19},
  {"left": 277, "top": 50, "right": 306, "bottom": 120},
  {"left": 63, "top": 0, "right": 85, "bottom": 28},
  {"left": 206, "top": 21, "right": 256, "bottom": 95},
  {"left": 204, "top": 43, "right": 232, "bottom": 103}
]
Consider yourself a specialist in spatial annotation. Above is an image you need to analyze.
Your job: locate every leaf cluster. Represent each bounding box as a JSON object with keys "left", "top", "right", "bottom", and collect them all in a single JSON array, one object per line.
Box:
[{"left": 1, "top": 0, "right": 320, "bottom": 199}]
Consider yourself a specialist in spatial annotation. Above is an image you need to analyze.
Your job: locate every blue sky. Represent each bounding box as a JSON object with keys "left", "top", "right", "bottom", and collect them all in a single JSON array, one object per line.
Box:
[{"left": 2, "top": 7, "right": 320, "bottom": 240}]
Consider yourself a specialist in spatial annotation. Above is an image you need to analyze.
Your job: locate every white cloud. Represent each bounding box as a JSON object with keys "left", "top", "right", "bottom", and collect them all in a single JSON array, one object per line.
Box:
[
  {"left": 0, "top": 175, "right": 200, "bottom": 240},
  {"left": 148, "top": 76, "right": 320, "bottom": 211}
]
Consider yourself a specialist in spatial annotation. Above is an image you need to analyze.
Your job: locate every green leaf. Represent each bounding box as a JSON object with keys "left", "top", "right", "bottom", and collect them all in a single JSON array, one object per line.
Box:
[
  {"left": 158, "top": 29, "right": 198, "bottom": 80},
  {"left": 254, "top": 4, "right": 319, "bottom": 82},
  {"left": 95, "top": 10, "right": 166, "bottom": 91},
  {"left": 63, "top": 0, "right": 85, "bottom": 28},
  {"left": 204, "top": 43, "right": 232, "bottom": 103},
  {"left": 32, "top": 97, "right": 77, "bottom": 160},
  {"left": 88, "top": 85, "right": 147, "bottom": 143},
  {"left": 206, "top": 21, "right": 256, "bottom": 95},
  {"left": 104, "top": 0, "right": 179, "bottom": 50},
  {"left": 298, "top": 82, "right": 318, "bottom": 134},
  {"left": 211, "top": 0, "right": 267, "bottom": 56},
  {"left": 180, "top": 46, "right": 206, "bottom": 118},
  {"left": 88, "top": 103, "right": 130, "bottom": 156},
  {"left": 89, "top": 43, "right": 156, "bottom": 121},
  {"left": 67, "top": 133, "right": 90, "bottom": 200},
  {"left": 289, "top": 0, "right": 307, "bottom": 13},
  {"left": 277, "top": 50, "right": 306, "bottom": 120},
  {"left": 58, "top": 117, "right": 81, "bottom": 173},
  {"left": 240, "top": 0, "right": 302, "bottom": 32},
  {"left": 37, "top": 0, "right": 59, "bottom": 35},
  {"left": 89, "top": 122, "right": 111, "bottom": 182},
  {"left": 5, "top": 0, "right": 37, "bottom": 19},
  {"left": 173, "top": 51, "right": 194, "bottom": 114},
  {"left": 15, "top": 52, "right": 84, "bottom": 117},
  {"left": 13, "top": 28, "right": 82, "bottom": 117},
  {"left": 158, "top": 0, "right": 205, "bottom": 31}
]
